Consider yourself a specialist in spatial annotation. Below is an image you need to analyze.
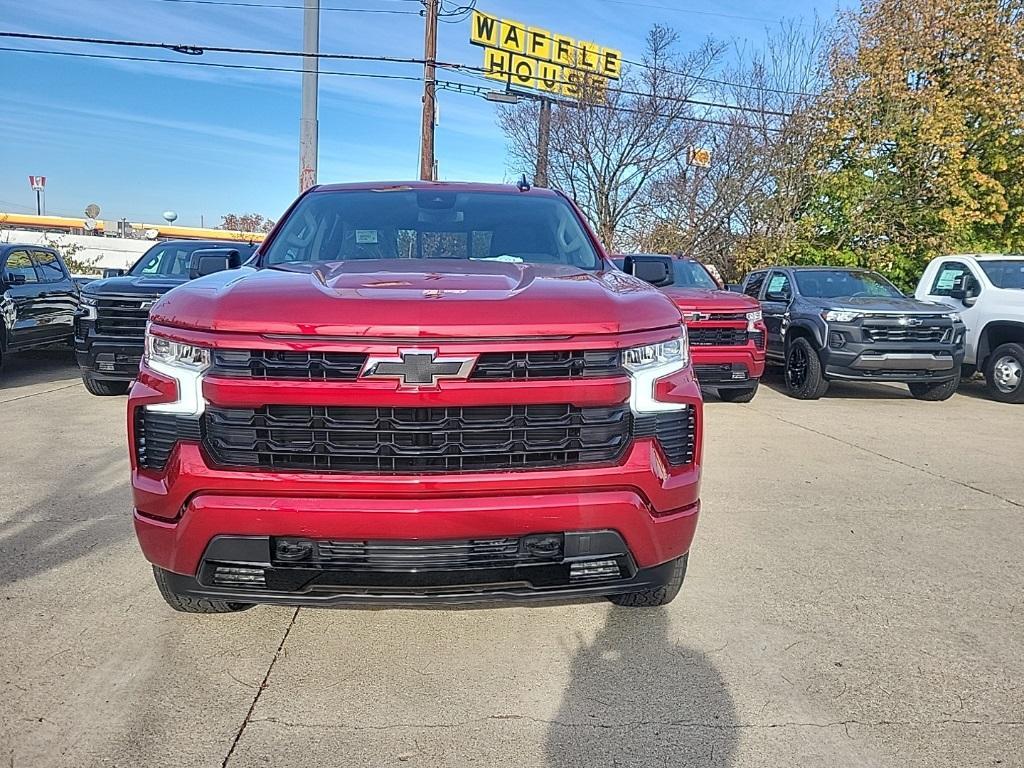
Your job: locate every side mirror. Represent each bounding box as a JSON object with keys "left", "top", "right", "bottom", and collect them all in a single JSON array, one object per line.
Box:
[
  {"left": 3, "top": 271, "right": 27, "bottom": 287},
  {"left": 103, "top": 267, "right": 126, "bottom": 278},
  {"left": 188, "top": 248, "right": 242, "bottom": 280},
  {"left": 950, "top": 273, "right": 979, "bottom": 306},
  {"left": 624, "top": 257, "right": 672, "bottom": 287}
]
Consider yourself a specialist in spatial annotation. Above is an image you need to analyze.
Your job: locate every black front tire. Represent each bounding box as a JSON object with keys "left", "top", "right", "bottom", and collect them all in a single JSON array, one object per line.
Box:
[
  {"left": 152, "top": 566, "right": 252, "bottom": 614},
  {"left": 984, "top": 343, "right": 1024, "bottom": 404},
  {"left": 784, "top": 337, "right": 830, "bottom": 400},
  {"left": 81, "top": 373, "right": 131, "bottom": 396},
  {"left": 717, "top": 381, "right": 759, "bottom": 403},
  {"left": 908, "top": 374, "right": 960, "bottom": 401},
  {"left": 607, "top": 555, "right": 687, "bottom": 608}
]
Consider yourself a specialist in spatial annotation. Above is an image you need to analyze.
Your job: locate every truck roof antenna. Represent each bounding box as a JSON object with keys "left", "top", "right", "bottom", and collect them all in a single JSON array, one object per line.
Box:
[{"left": 517, "top": 174, "right": 531, "bottom": 192}]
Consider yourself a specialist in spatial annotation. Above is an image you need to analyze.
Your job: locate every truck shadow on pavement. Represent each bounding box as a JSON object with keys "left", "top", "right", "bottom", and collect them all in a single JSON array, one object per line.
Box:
[
  {"left": 0, "top": 443, "right": 132, "bottom": 588},
  {"left": 759, "top": 368, "right": 914, "bottom": 400},
  {"left": 545, "top": 609, "right": 737, "bottom": 767},
  {"left": 0, "top": 347, "right": 81, "bottom": 392}
]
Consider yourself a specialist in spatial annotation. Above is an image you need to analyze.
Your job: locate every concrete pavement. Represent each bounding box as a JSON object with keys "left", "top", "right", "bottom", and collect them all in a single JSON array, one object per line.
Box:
[{"left": 2, "top": 354, "right": 1021, "bottom": 767}]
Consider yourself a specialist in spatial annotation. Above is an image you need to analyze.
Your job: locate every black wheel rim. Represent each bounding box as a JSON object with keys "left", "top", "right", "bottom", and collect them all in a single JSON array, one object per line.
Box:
[{"left": 788, "top": 345, "right": 808, "bottom": 388}]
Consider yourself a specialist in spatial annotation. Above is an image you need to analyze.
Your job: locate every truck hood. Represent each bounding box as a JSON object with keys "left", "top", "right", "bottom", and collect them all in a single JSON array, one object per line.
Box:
[
  {"left": 150, "top": 260, "right": 683, "bottom": 338},
  {"left": 661, "top": 287, "right": 760, "bottom": 313},
  {"left": 805, "top": 295, "right": 953, "bottom": 314},
  {"left": 81, "top": 274, "right": 186, "bottom": 298}
]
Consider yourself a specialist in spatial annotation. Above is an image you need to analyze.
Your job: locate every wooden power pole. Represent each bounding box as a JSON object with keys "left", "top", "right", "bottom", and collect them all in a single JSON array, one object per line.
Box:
[{"left": 419, "top": 0, "right": 439, "bottom": 181}]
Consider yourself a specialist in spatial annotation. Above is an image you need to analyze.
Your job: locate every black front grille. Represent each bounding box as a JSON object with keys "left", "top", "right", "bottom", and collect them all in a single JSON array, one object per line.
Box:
[
  {"left": 134, "top": 410, "right": 202, "bottom": 470},
  {"left": 212, "top": 350, "right": 367, "bottom": 380},
  {"left": 865, "top": 326, "right": 949, "bottom": 343},
  {"left": 688, "top": 327, "right": 748, "bottom": 346},
  {"left": 95, "top": 297, "right": 154, "bottom": 338},
  {"left": 470, "top": 350, "right": 623, "bottom": 380},
  {"left": 203, "top": 403, "right": 631, "bottom": 473},
  {"left": 634, "top": 408, "right": 697, "bottom": 465},
  {"left": 273, "top": 536, "right": 561, "bottom": 569}
]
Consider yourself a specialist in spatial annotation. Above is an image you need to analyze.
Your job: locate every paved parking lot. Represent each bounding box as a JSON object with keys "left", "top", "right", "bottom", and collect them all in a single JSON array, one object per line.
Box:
[{"left": 2, "top": 350, "right": 1022, "bottom": 767}]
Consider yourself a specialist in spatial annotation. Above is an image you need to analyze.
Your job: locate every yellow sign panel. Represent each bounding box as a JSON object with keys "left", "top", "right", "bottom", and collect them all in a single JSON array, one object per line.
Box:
[{"left": 470, "top": 9, "right": 622, "bottom": 98}]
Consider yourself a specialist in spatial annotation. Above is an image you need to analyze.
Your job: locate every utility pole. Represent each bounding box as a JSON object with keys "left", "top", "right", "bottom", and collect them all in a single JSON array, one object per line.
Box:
[
  {"left": 535, "top": 98, "right": 552, "bottom": 187},
  {"left": 299, "top": 0, "right": 320, "bottom": 192},
  {"left": 419, "top": 0, "right": 439, "bottom": 181}
]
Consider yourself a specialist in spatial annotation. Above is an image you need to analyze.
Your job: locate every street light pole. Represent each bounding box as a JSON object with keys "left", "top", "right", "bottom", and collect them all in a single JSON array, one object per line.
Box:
[
  {"left": 299, "top": 0, "right": 320, "bottom": 192},
  {"left": 419, "top": 0, "right": 439, "bottom": 181},
  {"left": 535, "top": 98, "right": 552, "bottom": 187}
]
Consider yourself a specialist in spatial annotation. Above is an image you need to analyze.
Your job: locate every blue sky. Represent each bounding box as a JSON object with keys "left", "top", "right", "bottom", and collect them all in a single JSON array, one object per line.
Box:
[{"left": 0, "top": 0, "right": 846, "bottom": 227}]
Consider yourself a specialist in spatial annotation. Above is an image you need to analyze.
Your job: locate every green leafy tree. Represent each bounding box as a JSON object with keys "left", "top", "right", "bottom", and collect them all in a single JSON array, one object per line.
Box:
[{"left": 795, "top": 0, "right": 1024, "bottom": 286}]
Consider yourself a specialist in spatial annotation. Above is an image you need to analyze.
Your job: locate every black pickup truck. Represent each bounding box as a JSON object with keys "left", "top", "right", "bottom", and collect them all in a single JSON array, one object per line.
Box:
[
  {"left": 1, "top": 244, "right": 79, "bottom": 374},
  {"left": 75, "top": 239, "right": 256, "bottom": 395},
  {"left": 739, "top": 266, "right": 966, "bottom": 400}
]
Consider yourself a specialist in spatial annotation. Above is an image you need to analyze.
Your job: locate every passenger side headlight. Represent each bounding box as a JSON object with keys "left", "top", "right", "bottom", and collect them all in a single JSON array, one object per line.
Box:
[
  {"left": 79, "top": 294, "right": 98, "bottom": 320},
  {"left": 944, "top": 312, "right": 962, "bottom": 322},
  {"left": 622, "top": 331, "right": 689, "bottom": 372},
  {"left": 145, "top": 333, "right": 211, "bottom": 372},
  {"left": 746, "top": 309, "right": 762, "bottom": 331}
]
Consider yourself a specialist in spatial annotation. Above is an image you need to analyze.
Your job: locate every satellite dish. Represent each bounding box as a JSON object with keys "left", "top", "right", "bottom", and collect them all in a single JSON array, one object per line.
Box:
[
  {"left": 162, "top": 210, "right": 178, "bottom": 223},
  {"left": 84, "top": 218, "right": 97, "bottom": 231},
  {"left": 85, "top": 203, "right": 100, "bottom": 219},
  {"left": 144, "top": 228, "right": 160, "bottom": 240}
]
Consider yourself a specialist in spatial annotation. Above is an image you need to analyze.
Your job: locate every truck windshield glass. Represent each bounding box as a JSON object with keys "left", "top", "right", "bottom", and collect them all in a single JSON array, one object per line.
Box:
[
  {"left": 672, "top": 260, "right": 718, "bottom": 289},
  {"left": 794, "top": 269, "right": 903, "bottom": 299},
  {"left": 979, "top": 260, "right": 1024, "bottom": 289},
  {"left": 263, "top": 190, "right": 601, "bottom": 270},
  {"left": 129, "top": 243, "right": 255, "bottom": 277}
]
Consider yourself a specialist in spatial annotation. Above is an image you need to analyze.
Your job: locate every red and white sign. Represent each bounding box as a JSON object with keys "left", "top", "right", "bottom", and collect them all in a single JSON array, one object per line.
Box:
[{"left": 28, "top": 175, "right": 46, "bottom": 191}]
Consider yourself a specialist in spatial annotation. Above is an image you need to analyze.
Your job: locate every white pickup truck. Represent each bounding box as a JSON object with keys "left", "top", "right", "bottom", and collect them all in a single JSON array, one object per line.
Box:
[{"left": 915, "top": 254, "right": 1024, "bottom": 403}]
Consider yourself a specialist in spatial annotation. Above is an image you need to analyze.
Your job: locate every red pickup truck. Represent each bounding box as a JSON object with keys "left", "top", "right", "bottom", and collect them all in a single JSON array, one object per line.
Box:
[
  {"left": 616, "top": 255, "right": 767, "bottom": 402},
  {"left": 129, "top": 182, "right": 704, "bottom": 611}
]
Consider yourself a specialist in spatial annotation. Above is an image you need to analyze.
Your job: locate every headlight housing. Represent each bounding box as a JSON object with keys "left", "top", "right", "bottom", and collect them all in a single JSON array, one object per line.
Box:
[
  {"left": 79, "top": 294, "right": 98, "bottom": 320},
  {"left": 823, "top": 309, "right": 862, "bottom": 323},
  {"left": 745, "top": 309, "right": 762, "bottom": 331},
  {"left": 144, "top": 333, "right": 211, "bottom": 371},
  {"left": 944, "top": 312, "right": 962, "bottom": 322},
  {"left": 622, "top": 330, "right": 689, "bottom": 372}
]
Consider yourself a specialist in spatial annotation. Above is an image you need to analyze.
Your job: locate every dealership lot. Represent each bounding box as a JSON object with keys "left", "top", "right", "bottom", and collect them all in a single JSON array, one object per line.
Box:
[{"left": 1, "top": 351, "right": 1022, "bottom": 768}]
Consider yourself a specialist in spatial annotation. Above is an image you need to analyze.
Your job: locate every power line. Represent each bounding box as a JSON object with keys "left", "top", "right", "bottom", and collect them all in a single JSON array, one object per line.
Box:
[
  {"left": 0, "top": 46, "right": 423, "bottom": 80},
  {"left": 151, "top": 0, "right": 421, "bottom": 13}
]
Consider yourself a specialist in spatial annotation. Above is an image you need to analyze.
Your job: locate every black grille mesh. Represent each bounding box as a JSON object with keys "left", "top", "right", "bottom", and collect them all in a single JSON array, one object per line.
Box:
[
  {"left": 633, "top": 408, "right": 697, "bottom": 465},
  {"left": 134, "top": 410, "right": 202, "bottom": 470},
  {"left": 95, "top": 297, "right": 153, "bottom": 339},
  {"left": 212, "top": 350, "right": 366, "bottom": 380},
  {"left": 470, "top": 350, "right": 623, "bottom": 380},
  {"left": 688, "top": 327, "right": 748, "bottom": 346},
  {"left": 203, "top": 403, "right": 632, "bottom": 473}
]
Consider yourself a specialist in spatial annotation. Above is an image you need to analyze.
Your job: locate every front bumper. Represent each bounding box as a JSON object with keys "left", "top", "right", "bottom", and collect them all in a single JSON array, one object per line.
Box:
[
  {"left": 691, "top": 344, "right": 766, "bottom": 388},
  {"left": 821, "top": 341, "right": 964, "bottom": 382},
  {"left": 75, "top": 320, "right": 143, "bottom": 381},
  {"left": 147, "top": 530, "right": 686, "bottom": 605}
]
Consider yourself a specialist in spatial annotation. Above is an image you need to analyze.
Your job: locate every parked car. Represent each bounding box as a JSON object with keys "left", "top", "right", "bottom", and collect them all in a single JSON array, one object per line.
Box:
[
  {"left": 129, "top": 182, "right": 704, "bottom": 613},
  {"left": 75, "top": 239, "right": 257, "bottom": 395},
  {"left": 914, "top": 254, "right": 1024, "bottom": 403},
  {"left": 740, "top": 266, "right": 965, "bottom": 400},
  {"left": 616, "top": 254, "right": 766, "bottom": 402},
  {"left": 1, "top": 244, "right": 79, "bottom": 373}
]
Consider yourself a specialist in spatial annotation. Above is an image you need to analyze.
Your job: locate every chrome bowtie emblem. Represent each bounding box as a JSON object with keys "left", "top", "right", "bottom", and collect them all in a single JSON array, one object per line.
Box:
[
  {"left": 139, "top": 301, "right": 156, "bottom": 311},
  {"left": 898, "top": 316, "right": 923, "bottom": 327},
  {"left": 682, "top": 312, "right": 710, "bottom": 323},
  {"left": 361, "top": 350, "right": 476, "bottom": 387}
]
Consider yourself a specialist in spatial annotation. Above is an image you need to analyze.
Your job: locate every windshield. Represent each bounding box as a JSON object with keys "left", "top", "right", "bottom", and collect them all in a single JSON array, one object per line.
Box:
[
  {"left": 262, "top": 189, "right": 601, "bottom": 270},
  {"left": 794, "top": 269, "right": 903, "bottom": 299},
  {"left": 130, "top": 242, "right": 255, "bottom": 277},
  {"left": 612, "top": 257, "right": 718, "bottom": 289},
  {"left": 979, "top": 259, "right": 1024, "bottom": 289}
]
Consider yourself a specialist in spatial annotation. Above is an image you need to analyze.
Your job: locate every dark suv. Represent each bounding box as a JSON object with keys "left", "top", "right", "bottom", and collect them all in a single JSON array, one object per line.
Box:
[
  {"left": 76, "top": 239, "right": 256, "bottom": 395},
  {"left": 740, "top": 266, "right": 966, "bottom": 400},
  {"left": 1, "top": 244, "right": 79, "bottom": 372}
]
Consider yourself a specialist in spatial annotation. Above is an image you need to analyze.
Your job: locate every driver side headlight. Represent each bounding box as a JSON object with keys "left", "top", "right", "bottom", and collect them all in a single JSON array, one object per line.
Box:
[
  {"left": 143, "top": 330, "right": 210, "bottom": 416},
  {"left": 144, "top": 333, "right": 211, "bottom": 371},
  {"left": 823, "top": 309, "right": 862, "bottom": 323}
]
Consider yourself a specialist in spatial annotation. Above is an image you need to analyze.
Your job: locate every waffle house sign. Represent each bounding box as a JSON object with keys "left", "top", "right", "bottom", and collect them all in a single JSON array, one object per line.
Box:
[{"left": 470, "top": 9, "right": 622, "bottom": 97}]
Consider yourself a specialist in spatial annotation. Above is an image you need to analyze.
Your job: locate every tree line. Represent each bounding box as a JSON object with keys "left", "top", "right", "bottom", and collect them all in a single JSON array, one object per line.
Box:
[{"left": 500, "top": 0, "right": 1024, "bottom": 287}]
